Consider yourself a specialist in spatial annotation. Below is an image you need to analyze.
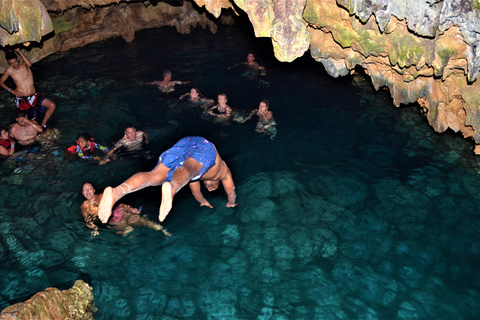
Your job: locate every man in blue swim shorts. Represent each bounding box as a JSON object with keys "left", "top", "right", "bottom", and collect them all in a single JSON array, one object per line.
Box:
[{"left": 98, "top": 136, "right": 237, "bottom": 223}]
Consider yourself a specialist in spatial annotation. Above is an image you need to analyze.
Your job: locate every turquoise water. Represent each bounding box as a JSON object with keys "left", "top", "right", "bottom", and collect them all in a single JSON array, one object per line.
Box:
[{"left": 1, "top": 22, "right": 480, "bottom": 319}]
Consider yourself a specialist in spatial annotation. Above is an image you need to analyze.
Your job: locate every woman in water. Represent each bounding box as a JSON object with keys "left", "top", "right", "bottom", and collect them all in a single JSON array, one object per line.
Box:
[
  {"left": 81, "top": 182, "right": 171, "bottom": 236},
  {"left": 236, "top": 99, "right": 277, "bottom": 138}
]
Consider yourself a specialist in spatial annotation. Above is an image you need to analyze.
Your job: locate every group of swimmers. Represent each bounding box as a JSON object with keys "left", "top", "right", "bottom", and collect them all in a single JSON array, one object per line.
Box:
[
  {"left": 0, "top": 49, "right": 272, "bottom": 236},
  {"left": 168, "top": 54, "right": 276, "bottom": 137}
]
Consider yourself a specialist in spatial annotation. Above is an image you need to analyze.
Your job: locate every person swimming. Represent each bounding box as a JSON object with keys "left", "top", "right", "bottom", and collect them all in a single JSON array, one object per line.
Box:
[
  {"left": 235, "top": 99, "right": 277, "bottom": 139},
  {"left": 100, "top": 124, "right": 149, "bottom": 165},
  {"left": 81, "top": 182, "right": 171, "bottom": 236},
  {"left": 143, "top": 69, "right": 190, "bottom": 94},
  {"left": 67, "top": 132, "right": 109, "bottom": 161},
  {"left": 206, "top": 93, "right": 232, "bottom": 121},
  {"left": 179, "top": 88, "right": 215, "bottom": 109}
]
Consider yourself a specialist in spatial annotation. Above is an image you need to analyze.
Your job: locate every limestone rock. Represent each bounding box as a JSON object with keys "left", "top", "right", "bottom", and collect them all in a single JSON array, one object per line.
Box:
[
  {"left": 0, "top": 0, "right": 53, "bottom": 46},
  {"left": 0, "top": 280, "right": 95, "bottom": 320}
]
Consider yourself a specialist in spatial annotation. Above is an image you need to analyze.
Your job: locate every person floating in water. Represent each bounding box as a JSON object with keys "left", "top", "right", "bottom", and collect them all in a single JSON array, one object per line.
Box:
[
  {"left": 81, "top": 182, "right": 170, "bottom": 236},
  {"left": 206, "top": 93, "right": 232, "bottom": 121},
  {"left": 229, "top": 53, "right": 266, "bottom": 77},
  {"left": 67, "top": 132, "right": 109, "bottom": 161},
  {"left": 98, "top": 136, "right": 237, "bottom": 224},
  {"left": 0, "top": 128, "right": 16, "bottom": 156},
  {"left": 100, "top": 124, "right": 149, "bottom": 165},
  {"left": 0, "top": 48, "right": 56, "bottom": 128},
  {"left": 237, "top": 99, "right": 277, "bottom": 139},
  {"left": 179, "top": 88, "right": 215, "bottom": 109},
  {"left": 9, "top": 111, "right": 43, "bottom": 146},
  {"left": 144, "top": 69, "right": 190, "bottom": 94}
]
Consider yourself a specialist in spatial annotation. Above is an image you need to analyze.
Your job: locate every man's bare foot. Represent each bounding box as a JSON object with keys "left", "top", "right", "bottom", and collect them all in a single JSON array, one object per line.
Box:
[
  {"left": 98, "top": 187, "right": 116, "bottom": 223},
  {"left": 159, "top": 182, "right": 174, "bottom": 222}
]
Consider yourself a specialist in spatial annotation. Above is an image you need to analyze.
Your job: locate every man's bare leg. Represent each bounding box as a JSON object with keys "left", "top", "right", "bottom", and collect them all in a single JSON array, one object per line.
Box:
[
  {"left": 159, "top": 159, "right": 203, "bottom": 222},
  {"left": 159, "top": 182, "right": 174, "bottom": 222},
  {"left": 99, "top": 165, "right": 169, "bottom": 223},
  {"left": 41, "top": 99, "right": 56, "bottom": 127}
]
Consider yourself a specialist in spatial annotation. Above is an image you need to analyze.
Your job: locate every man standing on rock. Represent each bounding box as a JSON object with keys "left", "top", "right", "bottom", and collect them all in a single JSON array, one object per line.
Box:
[{"left": 0, "top": 48, "right": 56, "bottom": 128}]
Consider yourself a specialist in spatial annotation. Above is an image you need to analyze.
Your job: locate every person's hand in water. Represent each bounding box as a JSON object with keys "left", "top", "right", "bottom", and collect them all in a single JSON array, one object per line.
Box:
[
  {"left": 200, "top": 200, "right": 213, "bottom": 208},
  {"left": 99, "top": 158, "right": 111, "bottom": 165}
]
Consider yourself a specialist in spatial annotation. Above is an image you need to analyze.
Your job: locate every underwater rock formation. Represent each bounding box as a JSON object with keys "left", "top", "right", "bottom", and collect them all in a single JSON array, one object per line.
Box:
[
  {"left": 0, "top": 280, "right": 95, "bottom": 320},
  {"left": 2, "top": 0, "right": 480, "bottom": 152}
]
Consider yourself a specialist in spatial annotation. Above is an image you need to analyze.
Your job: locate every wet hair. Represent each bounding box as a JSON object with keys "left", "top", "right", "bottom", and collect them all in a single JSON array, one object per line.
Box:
[
  {"left": 124, "top": 123, "right": 136, "bottom": 130},
  {"left": 163, "top": 69, "right": 172, "bottom": 78},
  {"left": 191, "top": 88, "right": 200, "bottom": 94},
  {"left": 76, "top": 132, "right": 92, "bottom": 141},
  {"left": 16, "top": 111, "right": 27, "bottom": 119},
  {"left": 5, "top": 51, "right": 17, "bottom": 61},
  {"left": 218, "top": 93, "right": 228, "bottom": 100},
  {"left": 82, "top": 181, "right": 94, "bottom": 189},
  {"left": 260, "top": 99, "right": 269, "bottom": 108}
]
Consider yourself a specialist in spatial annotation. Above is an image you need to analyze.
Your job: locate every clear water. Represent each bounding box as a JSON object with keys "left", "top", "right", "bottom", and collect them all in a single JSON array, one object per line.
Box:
[{"left": 1, "top": 21, "right": 480, "bottom": 319}]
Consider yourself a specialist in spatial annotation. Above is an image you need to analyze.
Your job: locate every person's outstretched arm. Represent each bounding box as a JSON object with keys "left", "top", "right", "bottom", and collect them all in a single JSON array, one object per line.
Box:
[
  {"left": 221, "top": 168, "right": 237, "bottom": 207},
  {"left": 15, "top": 48, "right": 32, "bottom": 68},
  {"left": 189, "top": 181, "right": 213, "bottom": 208}
]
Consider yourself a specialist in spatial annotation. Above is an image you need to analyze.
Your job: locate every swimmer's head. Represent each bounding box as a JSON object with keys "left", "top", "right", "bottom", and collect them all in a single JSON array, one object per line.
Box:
[
  {"left": 259, "top": 99, "right": 269, "bottom": 110},
  {"left": 76, "top": 132, "right": 91, "bottom": 149},
  {"left": 203, "top": 180, "right": 220, "bottom": 192},
  {"left": 218, "top": 93, "right": 227, "bottom": 104},
  {"left": 5, "top": 51, "right": 19, "bottom": 68},
  {"left": 163, "top": 69, "right": 172, "bottom": 80},
  {"left": 0, "top": 128, "right": 8, "bottom": 140},
  {"left": 247, "top": 53, "right": 255, "bottom": 62},
  {"left": 190, "top": 88, "right": 200, "bottom": 99},
  {"left": 124, "top": 124, "right": 137, "bottom": 140},
  {"left": 82, "top": 182, "right": 96, "bottom": 200},
  {"left": 16, "top": 111, "right": 28, "bottom": 126}
]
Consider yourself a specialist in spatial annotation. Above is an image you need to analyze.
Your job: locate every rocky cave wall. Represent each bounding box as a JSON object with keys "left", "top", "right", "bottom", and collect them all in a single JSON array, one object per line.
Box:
[{"left": 1, "top": 0, "right": 480, "bottom": 154}]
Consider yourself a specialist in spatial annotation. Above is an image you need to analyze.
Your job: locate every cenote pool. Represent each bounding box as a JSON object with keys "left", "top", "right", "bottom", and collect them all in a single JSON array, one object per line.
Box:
[{"left": 0, "top": 21, "right": 480, "bottom": 319}]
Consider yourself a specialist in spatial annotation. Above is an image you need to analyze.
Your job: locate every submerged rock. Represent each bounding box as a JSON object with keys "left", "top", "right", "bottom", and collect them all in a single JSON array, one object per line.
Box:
[{"left": 0, "top": 280, "right": 95, "bottom": 320}]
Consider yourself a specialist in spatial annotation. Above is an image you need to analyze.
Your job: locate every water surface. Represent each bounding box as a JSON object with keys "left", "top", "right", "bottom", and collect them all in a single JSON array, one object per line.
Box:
[{"left": 0, "top": 21, "right": 479, "bottom": 319}]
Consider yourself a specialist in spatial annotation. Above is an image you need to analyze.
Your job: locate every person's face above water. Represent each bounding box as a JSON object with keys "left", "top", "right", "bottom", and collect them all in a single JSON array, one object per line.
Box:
[
  {"left": 163, "top": 73, "right": 172, "bottom": 81},
  {"left": 7, "top": 57, "right": 19, "bottom": 69},
  {"left": 82, "top": 183, "right": 95, "bottom": 200},
  {"left": 125, "top": 127, "right": 137, "bottom": 140},
  {"left": 218, "top": 95, "right": 227, "bottom": 106},
  {"left": 78, "top": 138, "right": 88, "bottom": 149},
  {"left": 190, "top": 89, "right": 199, "bottom": 99},
  {"left": 247, "top": 54, "right": 255, "bottom": 62},
  {"left": 259, "top": 101, "right": 268, "bottom": 112},
  {"left": 16, "top": 116, "right": 27, "bottom": 127}
]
